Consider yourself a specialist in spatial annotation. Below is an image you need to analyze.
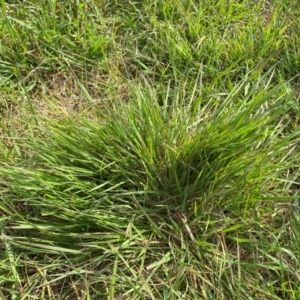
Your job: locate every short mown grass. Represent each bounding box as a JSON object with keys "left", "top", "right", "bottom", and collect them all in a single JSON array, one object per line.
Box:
[{"left": 1, "top": 0, "right": 300, "bottom": 299}]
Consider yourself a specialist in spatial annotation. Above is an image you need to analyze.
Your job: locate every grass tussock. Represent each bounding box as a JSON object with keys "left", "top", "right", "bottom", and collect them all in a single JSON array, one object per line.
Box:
[{"left": 0, "top": 0, "right": 300, "bottom": 299}]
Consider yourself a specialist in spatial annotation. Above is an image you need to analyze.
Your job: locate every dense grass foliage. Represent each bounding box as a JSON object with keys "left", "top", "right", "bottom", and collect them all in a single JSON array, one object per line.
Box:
[{"left": 0, "top": 0, "right": 300, "bottom": 299}]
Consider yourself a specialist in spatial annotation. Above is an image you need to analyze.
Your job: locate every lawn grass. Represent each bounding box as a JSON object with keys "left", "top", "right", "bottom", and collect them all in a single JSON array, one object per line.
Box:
[{"left": 0, "top": 0, "right": 300, "bottom": 299}]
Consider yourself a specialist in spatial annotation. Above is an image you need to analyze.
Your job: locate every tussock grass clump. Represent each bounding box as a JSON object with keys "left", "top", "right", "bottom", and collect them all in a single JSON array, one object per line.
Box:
[{"left": 1, "top": 73, "right": 300, "bottom": 299}]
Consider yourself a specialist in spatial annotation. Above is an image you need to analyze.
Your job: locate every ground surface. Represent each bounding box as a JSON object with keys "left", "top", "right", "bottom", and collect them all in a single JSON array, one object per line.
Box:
[{"left": 0, "top": 1, "right": 300, "bottom": 299}]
